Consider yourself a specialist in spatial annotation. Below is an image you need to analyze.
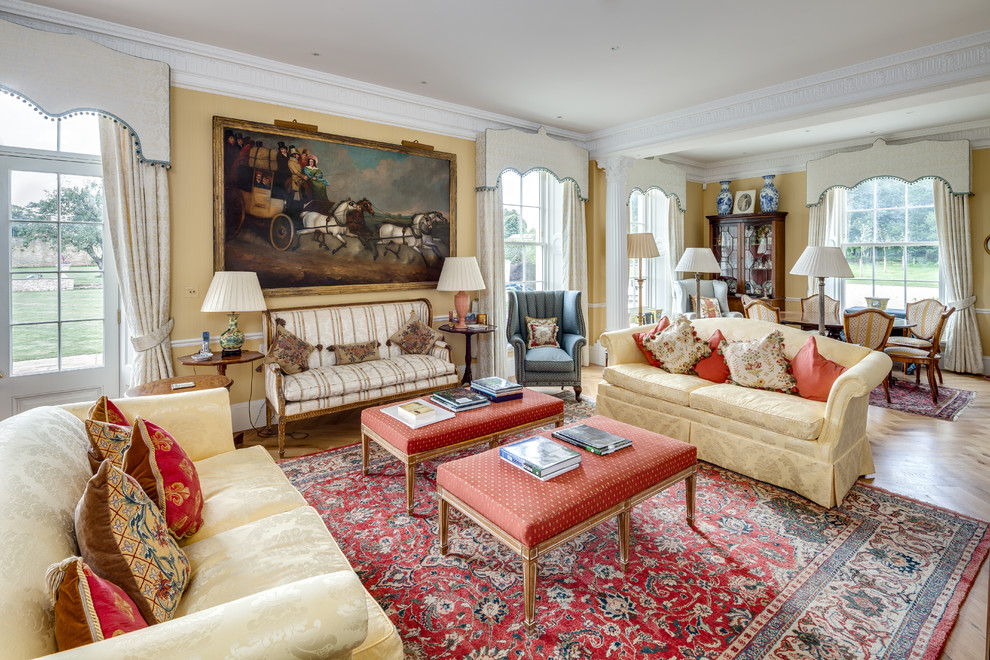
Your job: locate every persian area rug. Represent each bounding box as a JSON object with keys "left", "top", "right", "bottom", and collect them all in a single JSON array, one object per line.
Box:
[
  {"left": 281, "top": 394, "right": 989, "bottom": 659},
  {"left": 870, "top": 379, "right": 975, "bottom": 421}
]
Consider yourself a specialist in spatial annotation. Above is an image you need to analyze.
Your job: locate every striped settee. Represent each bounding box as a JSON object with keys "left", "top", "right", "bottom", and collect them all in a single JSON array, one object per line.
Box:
[{"left": 263, "top": 299, "right": 458, "bottom": 456}]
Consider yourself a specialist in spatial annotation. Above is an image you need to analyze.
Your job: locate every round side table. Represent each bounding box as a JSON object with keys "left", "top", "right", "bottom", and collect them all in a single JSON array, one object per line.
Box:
[
  {"left": 125, "top": 374, "right": 232, "bottom": 398},
  {"left": 438, "top": 323, "right": 497, "bottom": 384}
]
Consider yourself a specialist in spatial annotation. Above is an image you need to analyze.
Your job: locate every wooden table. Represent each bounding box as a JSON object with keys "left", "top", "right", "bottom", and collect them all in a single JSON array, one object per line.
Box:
[
  {"left": 125, "top": 374, "right": 232, "bottom": 397},
  {"left": 779, "top": 311, "right": 915, "bottom": 338},
  {"left": 438, "top": 323, "right": 496, "bottom": 384},
  {"left": 177, "top": 350, "right": 264, "bottom": 376}
]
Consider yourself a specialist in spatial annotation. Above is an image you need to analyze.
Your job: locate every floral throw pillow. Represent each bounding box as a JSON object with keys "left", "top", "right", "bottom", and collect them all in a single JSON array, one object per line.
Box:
[
  {"left": 525, "top": 316, "right": 559, "bottom": 349},
  {"left": 691, "top": 295, "right": 721, "bottom": 318},
  {"left": 264, "top": 326, "right": 315, "bottom": 375},
  {"left": 85, "top": 419, "right": 132, "bottom": 473},
  {"left": 632, "top": 316, "right": 670, "bottom": 367},
  {"left": 47, "top": 556, "right": 148, "bottom": 650},
  {"left": 721, "top": 331, "right": 797, "bottom": 393},
  {"left": 332, "top": 340, "right": 381, "bottom": 365},
  {"left": 642, "top": 315, "right": 711, "bottom": 374},
  {"left": 388, "top": 312, "right": 443, "bottom": 355},
  {"left": 124, "top": 418, "right": 205, "bottom": 539}
]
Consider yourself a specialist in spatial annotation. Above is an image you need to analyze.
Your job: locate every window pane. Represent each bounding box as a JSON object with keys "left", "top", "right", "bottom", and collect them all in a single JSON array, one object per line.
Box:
[
  {"left": 876, "top": 208, "right": 904, "bottom": 242},
  {"left": 59, "top": 114, "right": 101, "bottom": 155},
  {"left": 11, "top": 171, "right": 58, "bottom": 221},
  {"left": 59, "top": 176, "right": 105, "bottom": 223},
  {"left": 62, "top": 223, "right": 104, "bottom": 269},
  {"left": 520, "top": 207, "right": 540, "bottom": 241},
  {"left": 11, "top": 273, "right": 59, "bottom": 323},
  {"left": 12, "top": 323, "right": 59, "bottom": 375},
  {"left": 847, "top": 210, "right": 873, "bottom": 242},
  {"left": 503, "top": 207, "right": 523, "bottom": 239},
  {"left": 62, "top": 273, "right": 103, "bottom": 321},
  {"left": 845, "top": 245, "right": 874, "bottom": 281},
  {"left": 907, "top": 207, "right": 936, "bottom": 241},
  {"left": 907, "top": 179, "right": 934, "bottom": 207},
  {"left": 906, "top": 282, "right": 939, "bottom": 304},
  {"left": 11, "top": 222, "right": 58, "bottom": 269},
  {"left": 846, "top": 183, "right": 874, "bottom": 211},
  {"left": 905, "top": 246, "right": 938, "bottom": 284},
  {"left": 501, "top": 171, "right": 520, "bottom": 206},
  {"left": 521, "top": 172, "right": 540, "bottom": 207},
  {"left": 0, "top": 93, "right": 57, "bottom": 151},
  {"left": 62, "top": 320, "right": 104, "bottom": 368},
  {"left": 875, "top": 179, "right": 903, "bottom": 208}
]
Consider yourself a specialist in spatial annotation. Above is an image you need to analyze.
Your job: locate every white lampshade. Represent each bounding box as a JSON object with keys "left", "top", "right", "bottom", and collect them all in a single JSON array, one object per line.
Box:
[
  {"left": 790, "top": 246, "right": 854, "bottom": 278},
  {"left": 200, "top": 271, "right": 267, "bottom": 313},
  {"left": 674, "top": 247, "right": 720, "bottom": 274},
  {"left": 627, "top": 233, "right": 660, "bottom": 259},
  {"left": 436, "top": 257, "right": 486, "bottom": 292}
]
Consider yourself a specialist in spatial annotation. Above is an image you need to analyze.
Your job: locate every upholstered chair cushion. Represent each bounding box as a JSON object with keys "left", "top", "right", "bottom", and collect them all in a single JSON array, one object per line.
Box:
[
  {"left": 790, "top": 335, "right": 847, "bottom": 402},
  {"left": 721, "top": 331, "right": 797, "bottom": 393},
  {"left": 46, "top": 557, "right": 148, "bottom": 650},
  {"left": 642, "top": 315, "right": 711, "bottom": 374},
  {"left": 75, "top": 461, "right": 190, "bottom": 625}
]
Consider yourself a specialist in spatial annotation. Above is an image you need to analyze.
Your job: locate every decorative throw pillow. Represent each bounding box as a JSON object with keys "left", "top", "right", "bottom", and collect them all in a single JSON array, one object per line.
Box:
[
  {"left": 525, "top": 316, "right": 559, "bottom": 349},
  {"left": 632, "top": 316, "right": 670, "bottom": 367},
  {"left": 46, "top": 557, "right": 148, "bottom": 650},
  {"left": 75, "top": 461, "right": 190, "bottom": 625},
  {"left": 89, "top": 396, "right": 128, "bottom": 426},
  {"left": 85, "top": 419, "right": 132, "bottom": 472},
  {"left": 641, "top": 315, "right": 711, "bottom": 374},
  {"left": 790, "top": 335, "right": 847, "bottom": 402},
  {"left": 693, "top": 329, "right": 731, "bottom": 383},
  {"left": 332, "top": 340, "right": 381, "bottom": 365},
  {"left": 721, "top": 331, "right": 797, "bottom": 393},
  {"left": 264, "top": 326, "right": 315, "bottom": 375},
  {"left": 388, "top": 312, "right": 443, "bottom": 355},
  {"left": 124, "top": 418, "right": 205, "bottom": 539},
  {"left": 691, "top": 295, "right": 721, "bottom": 318}
]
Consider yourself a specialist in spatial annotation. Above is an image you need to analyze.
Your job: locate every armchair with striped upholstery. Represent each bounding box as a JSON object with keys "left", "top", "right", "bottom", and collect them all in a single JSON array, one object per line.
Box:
[
  {"left": 800, "top": 294, "right": 841, "bottom": 325},
  {"left": 744, "top": 299, "right": 780, "bottom": 323},
  {"left": 843, "top": 308, "right": 894, "bottom": 402},
  {"left": 884, "top": 306, "right": 954, "bottom": 404}
]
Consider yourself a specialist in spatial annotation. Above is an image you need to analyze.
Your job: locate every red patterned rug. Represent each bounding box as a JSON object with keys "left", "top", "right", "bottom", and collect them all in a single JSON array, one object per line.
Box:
[
  {"left": 280, "top": 397, "right": 988, "bottom": 659},
  {"left": 870, "top": 379, "right": 975, "bottom": 420}
]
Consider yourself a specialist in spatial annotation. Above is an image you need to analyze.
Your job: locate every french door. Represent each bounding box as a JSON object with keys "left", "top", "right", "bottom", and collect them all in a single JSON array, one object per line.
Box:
[{"left": 0, "top": 155, "right": 119, "bottom": 417}]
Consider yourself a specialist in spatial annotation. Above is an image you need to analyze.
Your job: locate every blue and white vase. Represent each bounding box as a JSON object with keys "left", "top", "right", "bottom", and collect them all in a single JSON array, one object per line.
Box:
[
  {"left": 759, "top": 175, "right": 779, "bottom": 212},
  {"left": 716, "top": 181, "right": 733, "bottom": 215}
]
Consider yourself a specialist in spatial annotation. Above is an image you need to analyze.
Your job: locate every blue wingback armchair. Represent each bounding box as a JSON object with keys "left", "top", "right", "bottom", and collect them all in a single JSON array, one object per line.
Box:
[{"left": 507, "top": 290, "right": 587, "bottom": 401}]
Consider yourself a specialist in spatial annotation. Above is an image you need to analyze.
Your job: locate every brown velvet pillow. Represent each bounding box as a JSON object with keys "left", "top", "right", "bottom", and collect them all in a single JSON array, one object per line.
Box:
[
  {"left": 388, "top": 312, "right": 443, "bottom": 355},
  {"left": 331, "top": 340, "right": 381, "bottom": 365},
  {"left": 75, "top": 461, "right": 190, "bottom": 625},
  {"left": 264, "top": 326, "right": 315, "bottom": 374}
]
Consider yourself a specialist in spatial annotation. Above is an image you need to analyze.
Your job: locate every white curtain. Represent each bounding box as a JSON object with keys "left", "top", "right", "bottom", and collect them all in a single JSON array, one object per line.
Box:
[
  {"left": 562, "top": 180, "right": 589, "bottom": 365},
  {"left": 100, "top": 118, "right": 174, "bottom": 386},
  {"left": 667, "top": 195, "right": 685, "bottom": 289},
  {"left": 933, "top": 180, "right": 981, "bottom": 374},
  {"left": 476, "top": 188, "right": 510, "bottom": 379},
  {"left": 806, "top": 187, "right": 847, "bottom": 298}
]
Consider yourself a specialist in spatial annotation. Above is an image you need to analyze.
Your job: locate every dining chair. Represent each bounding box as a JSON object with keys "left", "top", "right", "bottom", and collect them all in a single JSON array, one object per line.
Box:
[
  {"left": 800, "top": 294, "right": 841, "bottom": 325},
  {"left": 885, "top": 298, "right": 948, "bottom": 384},
  {"left": 744, "top": 299, "right": 780, "bottom": 323},
  {"left": 843, "top": 308, "right": 895, "bottom": 402},
  {"left": 884, "top": 307, "right": 954, "bottom": 404}
]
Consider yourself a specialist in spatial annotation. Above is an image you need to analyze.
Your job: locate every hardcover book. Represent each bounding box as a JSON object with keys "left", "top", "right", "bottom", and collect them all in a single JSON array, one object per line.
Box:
[
  {"left": 499, "top": 436, "right": 581, "bottom": 475},
  {"left": 500, "top": 453, "right": 580, "bottom": 481},
  {"left": 380, "top": 400, "right": 454, "bottom": 429},
  {"left": 396, "top": 400, "right": 435, "bottom": 424},
  {"left": 431, "top": 387, "right": 490, "bottom": 410},
  {"left": 470, "top": 377, "right": 522, "bottom": 395}
]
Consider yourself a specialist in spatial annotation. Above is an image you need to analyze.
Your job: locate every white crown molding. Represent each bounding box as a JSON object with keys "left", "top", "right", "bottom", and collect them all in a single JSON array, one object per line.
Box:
[{"left": 587, "top": 31, "right": 990, "bottom": 161}]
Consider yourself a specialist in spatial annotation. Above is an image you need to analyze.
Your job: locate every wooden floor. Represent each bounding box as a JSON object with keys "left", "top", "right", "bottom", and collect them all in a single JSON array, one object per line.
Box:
[{"left": 241, "top": 366, "right": 990, "bottom": 659}]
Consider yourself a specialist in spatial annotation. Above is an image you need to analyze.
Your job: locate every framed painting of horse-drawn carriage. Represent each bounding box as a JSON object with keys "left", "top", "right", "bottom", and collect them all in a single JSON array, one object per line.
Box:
[{"left": 212, "top": 116, "right": 456, "bottom": 296}]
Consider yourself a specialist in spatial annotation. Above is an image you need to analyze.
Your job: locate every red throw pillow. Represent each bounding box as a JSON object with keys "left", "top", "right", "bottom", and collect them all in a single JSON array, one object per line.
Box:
[
  {"left": 124, "top": 418, "right": 205, "bottom": 539},
  {"left": 89, "top": 396, "right": 128, "bottom": 426},
  {"left": 694, "top": 329, "right": 731, "bottom": 383},
  {"left": 790, "top": 335, "right": 847, "bottom": 402},
  {"left": 632, "top": 316, "right": 670, "bottom": 367}
]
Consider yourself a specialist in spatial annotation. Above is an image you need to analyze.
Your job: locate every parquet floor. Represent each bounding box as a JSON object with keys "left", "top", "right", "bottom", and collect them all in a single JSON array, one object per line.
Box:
[{"left": 241, "top": 366, "right": 990, "bottom": 659}]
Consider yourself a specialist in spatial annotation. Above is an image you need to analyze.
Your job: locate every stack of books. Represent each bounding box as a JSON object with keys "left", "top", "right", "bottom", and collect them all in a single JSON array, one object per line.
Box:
[
  {"left": 381, "top": 399, "right": 454, "bottom": 428},
  {"left": 430, "top": 387, "right": 491, "bottom": 412},
  {"left": 499, "top": 436, "right": 581, "bottom": 481},
  {"left": 551, "top": 424, "right": 632, "bottom": 455},
  {"left": 470, "top": 376, "right": 523, "bottom": 402}
]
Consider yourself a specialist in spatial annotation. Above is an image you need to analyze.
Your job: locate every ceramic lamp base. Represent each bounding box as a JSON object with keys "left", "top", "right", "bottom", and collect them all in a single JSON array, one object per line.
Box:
[
  {"left": 453, "top": 290, "right": 469, "bottom": 329},
  {"left": 218, "top": 313, "right": 245, "bottom": 356}
]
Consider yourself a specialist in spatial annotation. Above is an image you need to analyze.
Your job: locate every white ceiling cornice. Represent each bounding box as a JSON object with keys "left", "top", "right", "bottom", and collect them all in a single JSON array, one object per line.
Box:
[{"left": 586, "top": 30, "right": 990, "bottom": 160}]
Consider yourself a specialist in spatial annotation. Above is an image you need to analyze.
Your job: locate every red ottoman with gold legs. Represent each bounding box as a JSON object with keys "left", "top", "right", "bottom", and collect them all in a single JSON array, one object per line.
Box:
[
  {"left": 436, "top": 415, "right": 697, "bottom": 632},
  {"left": 361, "top": 388, "right": 565, "bottom": 515}
]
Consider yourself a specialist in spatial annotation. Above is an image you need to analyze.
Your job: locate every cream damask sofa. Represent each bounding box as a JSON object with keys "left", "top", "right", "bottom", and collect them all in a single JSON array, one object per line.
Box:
[
  {"left": 0, "top": 388, "right": 402, "bottom": 659},
  {"left": 598, "top": 318, "right": 892, "bottom": 508},
  {"left": 264, "top": 298, "right": 458, "bottom": 457}
]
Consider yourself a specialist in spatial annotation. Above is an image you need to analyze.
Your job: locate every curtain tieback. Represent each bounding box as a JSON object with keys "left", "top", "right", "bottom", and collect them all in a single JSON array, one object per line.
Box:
[
  {"left": 131, "top": 319, "right": 174, "bottom": 352},
  {"left": 946, "top": 296, "right": 976, "bottom": 312}
]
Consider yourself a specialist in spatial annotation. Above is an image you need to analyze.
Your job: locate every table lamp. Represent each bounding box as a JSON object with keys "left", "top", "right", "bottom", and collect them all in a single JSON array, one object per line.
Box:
[
  {"left": 437, "top": 257, "right": 486, "bottom": 329},
  {"left": 201, "top": 271, "right": 267, "bottom": 356},
  {"left": 790, "top": 246, "right": 854, "bottom": 336},
  {"left": 674, "top": 248, "right": 721, "bottom": 318},
  {"left": 627, "top": 233, "right": 660, "bottom": 325}
]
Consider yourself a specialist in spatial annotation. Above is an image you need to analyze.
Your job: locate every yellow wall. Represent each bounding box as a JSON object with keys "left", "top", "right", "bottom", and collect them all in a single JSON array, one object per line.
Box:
[
  {"left": 168, "top": 88, "right": 477, "bottom": 404},
  {"left": 972, "top": 148, "right": 990, "bottom": 358}
]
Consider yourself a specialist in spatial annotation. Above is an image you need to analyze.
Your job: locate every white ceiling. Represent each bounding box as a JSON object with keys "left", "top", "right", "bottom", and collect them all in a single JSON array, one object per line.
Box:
[{"left": 5, "top": 0, "right": 990, "bottom": 169}]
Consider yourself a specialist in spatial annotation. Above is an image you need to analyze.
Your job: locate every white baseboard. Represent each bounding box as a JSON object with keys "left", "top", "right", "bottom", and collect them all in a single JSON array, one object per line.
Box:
[
  {"left": 590, "top": 342, "right": 607, "bottom": 366},
  {"left": 231, "top": 398, "right": 269, "bottom": 433}
]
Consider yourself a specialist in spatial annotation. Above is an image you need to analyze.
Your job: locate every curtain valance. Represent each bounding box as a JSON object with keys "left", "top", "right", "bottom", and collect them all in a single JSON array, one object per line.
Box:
[
  {"left": 806, "top": 138, "right": 970, "bottom": 206},
  {"left": 0, "top": 19, "right": 171, "bottom": 166},
  {"left": 625, "top": 158, "right": 687, "bottom": 213},
  {"left": 476, "top": 127, "right": 589, "bottom": 200}
]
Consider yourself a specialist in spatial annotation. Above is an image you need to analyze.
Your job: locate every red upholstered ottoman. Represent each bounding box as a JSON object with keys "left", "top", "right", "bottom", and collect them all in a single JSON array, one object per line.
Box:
[
  {"left": 361, "top": 388, "right": 565, "bottom": 514},
  {"left": 436, "top": 415, "right": 697, "bottom": 632}
]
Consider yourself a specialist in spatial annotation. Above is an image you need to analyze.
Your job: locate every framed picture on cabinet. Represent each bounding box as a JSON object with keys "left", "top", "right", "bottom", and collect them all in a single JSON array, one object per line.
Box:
[{"left": 733, "top": 190, "right": 756, "bottom": 214}]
